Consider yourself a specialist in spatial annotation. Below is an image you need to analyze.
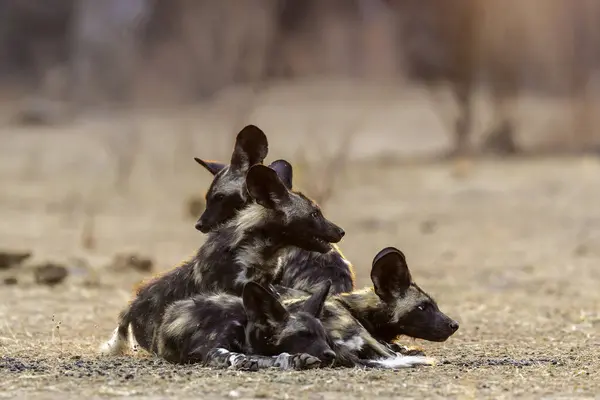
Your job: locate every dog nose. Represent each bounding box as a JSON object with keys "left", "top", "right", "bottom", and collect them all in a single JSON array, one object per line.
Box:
[
  {"left": 449, "top": 321, "right": 459, "bottom": 332},
  {"left": 322, "top": 349, "right": 336, "bottom": 362},
  {"left": 336, "top": 227, "right": 345, "bottom": 239},
  {"left": 196, "top": 218, "right": 211, "bottom": 233}
]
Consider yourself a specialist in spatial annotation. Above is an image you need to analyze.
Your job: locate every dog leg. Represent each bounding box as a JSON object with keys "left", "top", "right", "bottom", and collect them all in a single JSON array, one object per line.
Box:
[
  {"left": 381, "top": 340, "right": 426, "bottom": 357},
  {"left": 205, "top": 349, "right": 321, "bottom": 371}
]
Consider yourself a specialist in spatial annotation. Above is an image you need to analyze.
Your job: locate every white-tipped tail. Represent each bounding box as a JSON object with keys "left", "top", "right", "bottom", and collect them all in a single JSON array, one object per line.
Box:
[
  {"left": 99, "top": 327, "right": 127, "bottom": 356},
  {"left": 372, "top": 355, "right": 436, "bottom": 369}
]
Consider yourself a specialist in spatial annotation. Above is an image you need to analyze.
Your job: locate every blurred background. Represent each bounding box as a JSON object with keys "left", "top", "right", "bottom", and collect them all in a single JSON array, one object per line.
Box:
[
  {"left": 1, "top": 0, "right": 600, "bottom": 155},
  {"left": 1, "top": 0, "right": 600, "bottom": 281}
]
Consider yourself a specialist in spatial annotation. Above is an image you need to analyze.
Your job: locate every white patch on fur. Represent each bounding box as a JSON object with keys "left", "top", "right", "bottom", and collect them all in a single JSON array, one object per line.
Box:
[
  {"left": 373, "top": 355, "right": 436, "bottom": 369},
  {"left": 214, "top": 347, "right": 248, "bottom": 369},
  {"left": 274, "top": 352, "right": 292, "bottom": 370},
  {"left": 335, "top": 335, "right": 365, "bottom": 351},
  {"left": 205, "top": 293, "right": 241, "bottom": 308},
  {"left": 127, "top": 324, "right": 140, "bottom": 352},
  {"left": 233, "top": 266, "right": 250, "bottom": 288},
  {"left": 276, "top": 247, "right": 299, "bottom": 270},
  {"left": 214, "top": 347, "right": 245, "bottom": 368},
  {"left": 99, "top": 327, "right": 127, "bottom": 356},
  {"left": 228, "top": 353, "right": 246, "bottom": 368},
  {"left": 230, "top": 204, "right": 269, "bottom": 247},
  {"left": 193, "top": 259, "right": 203, "bottom": 286}
]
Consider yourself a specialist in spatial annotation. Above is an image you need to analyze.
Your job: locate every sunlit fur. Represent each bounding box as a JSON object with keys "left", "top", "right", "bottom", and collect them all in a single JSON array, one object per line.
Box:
[
  {"left": 279, "top": 247, "right": 459, "bottom": 369},
  {"left": 100, "top": 165, "right": 344, "bottom": 357},
  {"left": 195, "top": 155, "right": 355, "bottom": 295},
  {"left": 155, "top": 282, "right": 334, "bottom": 370}
]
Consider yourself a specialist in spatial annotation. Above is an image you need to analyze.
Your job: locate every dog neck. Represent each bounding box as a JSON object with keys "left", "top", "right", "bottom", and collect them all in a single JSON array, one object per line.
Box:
[
  {"left": 194, "top": 203, "right": 291, "bottom": 289},
  {"left": 335, "top": 288, "right": 403, "bottom": 343}
]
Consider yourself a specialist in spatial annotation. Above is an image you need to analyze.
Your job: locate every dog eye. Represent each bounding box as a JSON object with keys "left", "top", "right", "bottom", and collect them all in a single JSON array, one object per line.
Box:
[
  {"left": 214, "top": 194, "right": 225, "bottom": 201},
  {"left": 417, "top": 304, "right": 428, "bottom": 311},
  {"left": 310, "top": 211, "right": 319, "bottom": 219}
]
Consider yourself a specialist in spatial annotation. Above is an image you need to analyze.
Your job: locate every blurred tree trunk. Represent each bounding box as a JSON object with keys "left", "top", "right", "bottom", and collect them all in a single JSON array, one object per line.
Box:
[{"left": 568, "top": 0, "right": 599, "bottom": 151}]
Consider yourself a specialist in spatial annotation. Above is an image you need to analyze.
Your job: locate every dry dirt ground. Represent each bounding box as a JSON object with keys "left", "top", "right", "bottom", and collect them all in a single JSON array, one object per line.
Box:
[{"left": 0, "top": 86, "right": 599, "bottom": 399}]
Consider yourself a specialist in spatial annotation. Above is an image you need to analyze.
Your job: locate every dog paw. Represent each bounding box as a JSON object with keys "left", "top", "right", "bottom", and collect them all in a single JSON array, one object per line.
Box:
[
  {"left": 403, "top": 349, "right": 426, "bottom": 357},
  {"left": 389, "top": 343, "right": 426, "bottom": 357},
  {"left": 289, "top": 353, "right": 322, "bottom": 370},
  {"left": 232, "top": 358, "right": 260, "bottom": 372}
]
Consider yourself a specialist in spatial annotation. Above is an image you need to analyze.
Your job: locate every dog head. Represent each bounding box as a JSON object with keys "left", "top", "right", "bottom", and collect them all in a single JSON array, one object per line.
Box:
[
  {"left": 245, "top": 164, "right": 345, "bottom": 253},
  {"left": 194, "top": 125, "right": 268, "bottom": 233},
  {"left": 370, "top": 247, "right": 459, "bottom": 342},
  {"left": 242, "top": 280, "right": 336, "bottom": 364}
]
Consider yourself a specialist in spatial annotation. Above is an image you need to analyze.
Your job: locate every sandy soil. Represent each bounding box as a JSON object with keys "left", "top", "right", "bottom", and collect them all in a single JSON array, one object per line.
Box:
[{"left": 1, "top": 90, "right": 599, "bottom": 399}]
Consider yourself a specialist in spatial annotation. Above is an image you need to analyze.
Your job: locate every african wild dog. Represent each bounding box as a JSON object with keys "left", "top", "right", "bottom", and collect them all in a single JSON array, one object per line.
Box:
[
  {"left": 281, "top": 247, "right": 459, "bottom": 369},
  {"left": 193, "top": 124, "right": 268, "bottom": 233},
  {"left": 100, "top": 164, "right": 345, "bottom": 356},
  {"left": 195, "top": 152, "right": 355, "bottom": 295},
  {"left": 156, "top": 280, "right": 335, "bottom": 370}
]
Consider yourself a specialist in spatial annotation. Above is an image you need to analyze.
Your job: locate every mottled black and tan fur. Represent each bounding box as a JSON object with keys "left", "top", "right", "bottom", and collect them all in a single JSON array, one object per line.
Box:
[
  {"left": 195, "top": 151, "right": 355, "bottom": 295},
  {"left": 282, "top": 247, "right": 459, "bottom": 369},
  {"left": 156, "top": 280, "right": 335, "bottom": 370},
  {"left": 100, "top": 163, "right": 344, "bottom": 356}
]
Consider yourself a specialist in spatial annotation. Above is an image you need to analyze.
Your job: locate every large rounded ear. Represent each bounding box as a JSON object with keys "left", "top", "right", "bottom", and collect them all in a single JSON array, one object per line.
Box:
[
  {"left": 242, "top": 281, "right": 289, "bottom": 325},
  {"left": 268, "top": 159, "right": 293, "bottom": 190},
  {"left": 230, "top": 125, "right": 268, "bottom": 172},
  {"left": 194, "top": 158, "right": 226, "bottom": 176},
  {"left": 371, "top": 247, "right": 412, "bottom": 302},
  {"left": 245, "top": 164, "right": 290, "bottom": 209},
  {"left": 302, "top": 280, "right": 332, "bottom": 317}
]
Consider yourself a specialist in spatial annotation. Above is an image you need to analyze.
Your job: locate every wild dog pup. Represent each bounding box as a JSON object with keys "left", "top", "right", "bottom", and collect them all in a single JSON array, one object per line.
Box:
[
  {"left": 100, "top": 164, "right": 345, "bottom": 356},
  {"left": 193, "top": 124, "right": 268, "bottom": 233},
  {"left": 195, "top": 153, "right": 355, "bottom": 295},
  {"left": 282, "top": 247, "right": 459, "bottom": 369},
  {"left": 156, "top": 280, "right": 335, "bottom": 370}
]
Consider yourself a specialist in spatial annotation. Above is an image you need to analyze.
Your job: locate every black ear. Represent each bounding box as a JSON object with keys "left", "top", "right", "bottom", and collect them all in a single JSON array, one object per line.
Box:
[
  {"left": 268, "top": 159, "right": 293, "bottom": 190},
  {"left": 242, "top": 281, "right": 289, "bottom": 325},
  {"left": 371, "top": 247, "right": 412, "bottom": 302},
  {"left": 194, "top": 158, "right": 226, "bottom": 176},
  {"left": 230, "top": 125, "right": 269, "bottom": 172},
  {"left": 246, "top": 164, "right": 290, "bottom": 209},
  {"left": 302, "top": 280, "right": 331, "bottom": 317}
]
